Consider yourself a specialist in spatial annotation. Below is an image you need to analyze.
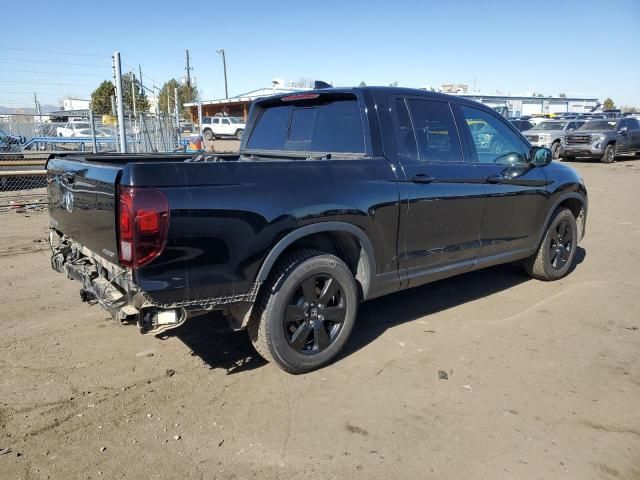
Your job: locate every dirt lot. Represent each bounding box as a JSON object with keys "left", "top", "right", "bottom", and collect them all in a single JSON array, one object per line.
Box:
[{"left": 1, "top": 158, "right": 639, "bottom": 479}]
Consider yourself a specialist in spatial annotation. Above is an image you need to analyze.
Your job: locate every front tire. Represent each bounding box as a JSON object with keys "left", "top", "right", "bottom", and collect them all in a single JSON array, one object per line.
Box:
[
  {"left": 248, "top": 250, "right": 358, "bottom": 374},
  {"left": 601, "top": 143, "right": 615, "bottom": 163},
  {"left": 203, "top": 129, "right": 214, "bottom": 141},
  {"left": 551, "top": 141, "right": 561, "bottom": 159},
  {"left": 524, "top": 208, "right": 577, "bottom": 281},
  {"left": 235, "top": 129, "right": 244, "bottom": 140}
]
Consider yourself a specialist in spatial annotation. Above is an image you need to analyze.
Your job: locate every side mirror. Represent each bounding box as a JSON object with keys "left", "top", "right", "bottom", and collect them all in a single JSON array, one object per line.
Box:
[{"left": 531, "top": 146, "right": 552, "bottom": 166}]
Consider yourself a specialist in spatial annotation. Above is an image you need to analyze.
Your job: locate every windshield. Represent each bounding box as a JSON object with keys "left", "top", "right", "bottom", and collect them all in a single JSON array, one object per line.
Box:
[
  {"left": 579, "top": 121, "right": 617, "bottom": 131},
  {"left": 532, "top": 121, "right": 566, "bottom": 131}
]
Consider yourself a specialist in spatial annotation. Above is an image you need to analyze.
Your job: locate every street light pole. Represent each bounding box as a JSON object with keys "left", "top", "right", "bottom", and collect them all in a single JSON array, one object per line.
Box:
[{"left": 217, "top": 49, "right": 228, "bottom": 99}]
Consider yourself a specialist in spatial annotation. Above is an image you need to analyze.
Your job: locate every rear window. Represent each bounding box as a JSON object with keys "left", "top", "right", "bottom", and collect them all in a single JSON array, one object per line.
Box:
[{"left": 246, "top": 96, "right": 365, "bottom": 154}]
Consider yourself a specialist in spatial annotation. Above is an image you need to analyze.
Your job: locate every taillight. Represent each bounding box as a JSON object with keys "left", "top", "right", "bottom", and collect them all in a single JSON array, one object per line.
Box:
[
  {"left": 281, "top": 93, "right": 320, "bottom": 102},
  {"left": 117, "top": 186, "right": 169, "bottom": 268}
]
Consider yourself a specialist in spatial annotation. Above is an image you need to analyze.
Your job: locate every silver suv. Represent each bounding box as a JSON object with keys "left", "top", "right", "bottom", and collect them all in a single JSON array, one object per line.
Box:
[{"left": 522, "top": 120, "right": 586, "bottom": 159}]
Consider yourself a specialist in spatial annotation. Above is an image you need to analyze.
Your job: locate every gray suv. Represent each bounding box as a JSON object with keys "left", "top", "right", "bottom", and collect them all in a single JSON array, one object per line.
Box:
[
  {"left": 563, "top": 118, "right": 640, "bottom": 163},
  {"left": 522, "top": 120, "right": 585, "bottom": 159}
]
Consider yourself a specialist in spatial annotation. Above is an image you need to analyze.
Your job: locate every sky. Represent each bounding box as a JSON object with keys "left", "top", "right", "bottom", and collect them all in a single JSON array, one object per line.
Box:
[{"left": 1, "top": 0, "right": 639, "bottom": 109}]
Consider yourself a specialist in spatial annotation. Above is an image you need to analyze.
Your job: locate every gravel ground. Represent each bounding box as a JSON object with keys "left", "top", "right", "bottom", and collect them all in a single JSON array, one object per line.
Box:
[{"left": 1, "top": 158, "right": 639, "bottom": 479}]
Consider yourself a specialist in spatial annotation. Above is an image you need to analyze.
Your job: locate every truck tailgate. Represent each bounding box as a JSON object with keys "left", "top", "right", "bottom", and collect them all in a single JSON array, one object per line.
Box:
[{"left": 47, "top": 157, "right": 122, "bottom": 263}]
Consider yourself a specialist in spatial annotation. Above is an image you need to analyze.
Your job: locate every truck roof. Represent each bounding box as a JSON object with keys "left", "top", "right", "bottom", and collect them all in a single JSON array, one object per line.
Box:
[{"left": 256, "top": 86, "right": 475, "bottom": 106}]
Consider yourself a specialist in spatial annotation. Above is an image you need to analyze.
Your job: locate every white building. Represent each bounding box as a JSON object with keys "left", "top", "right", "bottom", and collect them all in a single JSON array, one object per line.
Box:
[
  {"left": 458, "top": 94, "right": 599, "bottom": 116},
  {"left": 62, "top": 97, "right": 90, "bottom": 111}
]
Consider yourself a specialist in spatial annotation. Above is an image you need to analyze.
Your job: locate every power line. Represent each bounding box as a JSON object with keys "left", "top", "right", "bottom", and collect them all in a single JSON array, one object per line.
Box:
[
  {"left": 0, "top": 46, "right": 109, "bottom": 58},
  {"left": 0, "top": 69, "right": 107, "bottom": 77},
  {"left": 0, "top": 90, "right": 91, "bottom": 96},
  {"left": 0, "top": 57, "right": 108, "bottom": 68},
  {"left": 0, "top": 80, "right": 96, "bottom": 87}
]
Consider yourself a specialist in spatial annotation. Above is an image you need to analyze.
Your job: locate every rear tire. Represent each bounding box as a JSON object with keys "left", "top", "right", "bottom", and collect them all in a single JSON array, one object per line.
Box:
[
  {"left": 248, "top": 249, "right": 358, "bottom": 374},
  {"left": 235, "top": 129, "right": 244, "bottom": 140},
  {"left": 524, "top": 208, "right": 577, "bottom": 281},
  {"left": 601, "top": 143, "right": 616, "bottom": 163}
]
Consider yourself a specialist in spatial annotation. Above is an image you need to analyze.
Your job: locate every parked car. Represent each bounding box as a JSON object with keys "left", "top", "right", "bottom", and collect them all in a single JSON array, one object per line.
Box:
[
  {"left": 509, "top": 119, "right": 534, "bottom": 132},
  {"left": 200, "top": 116, "right": 245, "bottom": 140},
  {"left": 56, "top": 121, "right": 92, "bottom": 137},
  {"left": 523, "top": 120, "right": 586, "bottom": 159},
  {"left": 563, "top": 118, "right": 640, "bottom": 163},
  {"left": 179, "top": 122, "right": 196, "bottom": 134},
  {"left": 47, "top": 87, "right": 588, "bottom": 373}
]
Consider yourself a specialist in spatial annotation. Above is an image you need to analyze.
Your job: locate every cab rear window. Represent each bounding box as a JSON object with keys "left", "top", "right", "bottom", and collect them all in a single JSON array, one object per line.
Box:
[{"left": 246, "top": 96, "right": 365, "bottom": 154}]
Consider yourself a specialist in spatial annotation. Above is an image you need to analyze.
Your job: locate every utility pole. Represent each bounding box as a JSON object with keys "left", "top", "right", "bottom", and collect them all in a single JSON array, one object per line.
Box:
[
  {"left": 33, "top": 93, "right": 41, "bottom": 121},
  {"left": 217, "top": 49, "right": 228, "bottom": 99},
  {"left": 113, "top": 51, "right": 127, "bottom": 153},
  {"left": 185, "top": 49, "right": 194, "bottom": 104},
  {"left": 174, "top": 87, "right": 180, "bottom": 127},
  {"left": 131, "top": 70, "right": 137, "bottom": 119},
  {"left": 131, "top": 70, "right": 138, "bottom": 152}
]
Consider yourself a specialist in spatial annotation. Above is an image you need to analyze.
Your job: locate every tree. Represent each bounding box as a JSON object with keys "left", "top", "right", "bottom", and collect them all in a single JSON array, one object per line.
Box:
[
  {"left": 358, "top": 81, "right": 366, "bottom": 87},
  {"left": 122, "top": 72, "right": 149, "bottom": 113},
  {"left": 90, "top": 80, "right": 115, "bottom": 115},
  {"left": 158, "top": 79, "right": 200, "bottom": 119},
  {"left": 389, "top": 81, "right": 399, "bottom": 87},
  {"left": 603, "top": 97, "right": 615, "bottom": 110},
  {"left": 558, "top": 93, "right": 566, "bottom": 98}
]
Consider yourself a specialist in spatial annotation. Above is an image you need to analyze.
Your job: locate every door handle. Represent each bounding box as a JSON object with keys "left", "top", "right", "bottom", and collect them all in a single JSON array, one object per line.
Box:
[
  {"left": 484, "top": 174, "right": 504, "bottom": 184},
  {"left": 411, "top": 173, "right": 435, "bottom": 184}
]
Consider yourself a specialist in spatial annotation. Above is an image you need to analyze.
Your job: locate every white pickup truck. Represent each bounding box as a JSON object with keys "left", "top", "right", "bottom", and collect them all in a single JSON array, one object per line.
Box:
[
  {"left": 56, "top": 120, "right": 92, "bottom": 137},
  {"left": 200, "top": 116, "right": 245, "bottom": 140}
]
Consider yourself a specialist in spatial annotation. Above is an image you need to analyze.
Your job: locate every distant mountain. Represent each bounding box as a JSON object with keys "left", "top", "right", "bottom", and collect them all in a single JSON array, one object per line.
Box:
[{"left": 0, "top": 104, "right": 61, "bottom": 114}]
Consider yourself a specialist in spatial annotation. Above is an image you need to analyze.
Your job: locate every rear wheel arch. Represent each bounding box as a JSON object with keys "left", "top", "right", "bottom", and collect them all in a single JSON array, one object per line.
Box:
[
  {"left": 536, "top": 193, "right": 587, "bottom": 247},
  {"left": 255, "top": 223, "right": 376, "bottom": 302}
]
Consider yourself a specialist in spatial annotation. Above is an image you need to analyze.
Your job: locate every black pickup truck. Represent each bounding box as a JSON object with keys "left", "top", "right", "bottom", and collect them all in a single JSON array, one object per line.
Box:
[{"left": 47, "top": 87, "right": 588, "bottom": 373}]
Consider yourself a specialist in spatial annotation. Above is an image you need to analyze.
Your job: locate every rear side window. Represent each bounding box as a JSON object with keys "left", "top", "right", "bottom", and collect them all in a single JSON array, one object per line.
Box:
[
  {"left": 246, "top": 97, "right": 365, "bottom": 154},
  {"left": 406, "top": 99, "right": 462, "bottom": 162}
]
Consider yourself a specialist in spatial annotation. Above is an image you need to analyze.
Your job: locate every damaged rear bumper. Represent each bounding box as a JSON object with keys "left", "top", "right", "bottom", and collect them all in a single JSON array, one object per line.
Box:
[
  {"left": 49, "top": 229, "right": 261, "bottom": 335},
  {"left": 50, "top": 230, "right": 188, "bottom": 335}
]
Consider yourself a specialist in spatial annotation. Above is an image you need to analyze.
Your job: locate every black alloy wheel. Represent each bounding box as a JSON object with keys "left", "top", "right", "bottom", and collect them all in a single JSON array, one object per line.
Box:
[
  {"left": 548, "top": 218, "right": 574, "bottom": 270},
  {"left": 283, "top": 275, "right": 346, "bottom": 354},
  {"left": 248, "top": 250, "right": 358, "bottom": 374}
]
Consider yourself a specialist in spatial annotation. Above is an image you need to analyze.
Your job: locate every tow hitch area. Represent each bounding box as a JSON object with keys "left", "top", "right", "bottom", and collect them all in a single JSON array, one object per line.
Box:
[{"left": 138, "top": 308, "right": 187, "bottom": 335}]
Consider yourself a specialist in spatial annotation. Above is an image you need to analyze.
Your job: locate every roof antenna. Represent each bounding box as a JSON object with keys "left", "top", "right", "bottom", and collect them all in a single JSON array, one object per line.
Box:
[{"left": 313, "top": 80, "right": 332, "bottom": 89}]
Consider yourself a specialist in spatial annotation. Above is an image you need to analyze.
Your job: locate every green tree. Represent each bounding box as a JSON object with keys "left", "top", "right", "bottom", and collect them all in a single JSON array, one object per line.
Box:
[
  {"left": 90, "top": 80, "right": 115, "bottom": 115},
  {"left": 122, "top": 72, "right": 149, "bottom": 113},
  {"left": 389, "top": 81, "right": 399, "bottom": 87},
  {"left": 603, "top": 97, "right": 615, "bottom": 110},
  {"left": 158, "top": 79, "right": 200, "bottom": 119},
  {"left": 358, "top": 81, "right": 367, "bottom": 87}
]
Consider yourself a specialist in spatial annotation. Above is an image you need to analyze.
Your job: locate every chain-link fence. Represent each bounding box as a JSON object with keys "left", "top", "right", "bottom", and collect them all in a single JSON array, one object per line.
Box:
[{"left": 0, "top": 111, "right": 184, "bottom": 212}]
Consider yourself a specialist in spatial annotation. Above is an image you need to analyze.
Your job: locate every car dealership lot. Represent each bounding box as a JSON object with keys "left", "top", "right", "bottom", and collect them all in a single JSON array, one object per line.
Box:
[{"left": 1, "top": 158, "right": 639, "bottom": 479}]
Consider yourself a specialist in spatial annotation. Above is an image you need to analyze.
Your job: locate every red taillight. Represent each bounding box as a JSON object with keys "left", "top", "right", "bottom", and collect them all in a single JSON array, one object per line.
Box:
[
  {"left": 117, "top": 186, "right": 169, "bottom": 268},
  {"left": 281, "top": 93, "right": 320, "bottom": 102}
]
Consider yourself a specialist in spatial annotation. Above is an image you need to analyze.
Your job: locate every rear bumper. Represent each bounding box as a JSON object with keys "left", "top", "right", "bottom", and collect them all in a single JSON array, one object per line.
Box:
[
  {"left": 50, "top": 230, "right": 188, "bottom": 335},
  {"left": 49, "top": 229, "right": 261, "bottom": 334}
]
